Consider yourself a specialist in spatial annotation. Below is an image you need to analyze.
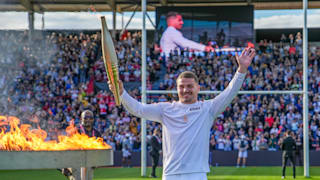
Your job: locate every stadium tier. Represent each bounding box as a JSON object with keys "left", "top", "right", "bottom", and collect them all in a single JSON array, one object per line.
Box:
[{"left": 0, "top": 30, "right": 320, "bottom": 156}]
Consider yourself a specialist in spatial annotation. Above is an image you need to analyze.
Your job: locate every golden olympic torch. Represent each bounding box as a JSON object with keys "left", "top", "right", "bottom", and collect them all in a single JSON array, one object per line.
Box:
[{"left": 100, "top": 16, "right": 121, "bottom": 106}]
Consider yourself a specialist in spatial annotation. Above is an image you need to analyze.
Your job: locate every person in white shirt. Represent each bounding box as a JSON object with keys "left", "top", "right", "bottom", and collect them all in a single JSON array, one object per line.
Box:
[
  {"left": 160, "top": 11, "right": 214, "bottom": 56},
  {"left": 233, "top": 135, "right": 241, "bottom": 150},
  {"left": 217, "top": 134, "right": 225, "bottom": 150},
  {"left": 122, "top": 144, "right": 132, "bottom": 167},
  {"left": 237, "top": 135, "right": 249, "bottom": 168},
  {"left": 108, "top": 47, "right": 255, "bottom": 180}
]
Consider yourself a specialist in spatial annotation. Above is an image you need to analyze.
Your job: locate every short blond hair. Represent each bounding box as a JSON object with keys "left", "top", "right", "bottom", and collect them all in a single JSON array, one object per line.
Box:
[{"left": 176, "top": 71, "right": 199, "bottom": 84}]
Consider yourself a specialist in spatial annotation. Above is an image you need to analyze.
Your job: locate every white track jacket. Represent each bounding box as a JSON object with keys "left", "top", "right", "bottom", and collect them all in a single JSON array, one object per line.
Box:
[{"left": 121, "top": 71, "right": 246, "bottom": 176}]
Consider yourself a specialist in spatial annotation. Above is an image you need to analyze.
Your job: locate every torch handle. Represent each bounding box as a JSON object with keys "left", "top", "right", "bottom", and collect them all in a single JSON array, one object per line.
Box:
[
  {"left": 101, "top": 16, "right": 121, "bottom": 106},
  {"left": 111, "top": 63, "right": 121, "bottom": 106},
  {"left": 103, "top": 57, "right": 121, "bottom": 106}
]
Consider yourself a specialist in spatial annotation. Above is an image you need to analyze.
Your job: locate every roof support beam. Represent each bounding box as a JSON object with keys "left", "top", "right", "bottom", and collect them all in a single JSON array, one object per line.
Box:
[
  {"left": 20, "top": 0, "right": 44, "bottom": 12},
  {"left": 20, "top": 0, "right": 35, "bottom": 42},
  {"left": 20, "top": 0, "right": 33, "bottom": 12},
  {"left": 146, "top": 12, "right": 155, "bottom": 28},
  {"left": 120, "top": 5, "right": 138, "bottom": 35},
  {"left": 106, "top": 0, "right": 116, "bottom": 10},
  {"left": 111, "top": 0, "right": 117, "bottom": 37},
  {"left": 28, "top": 11, "right": 34, "bottom": 42},
  {"left": 254, "top": 1, "right": 320, "bottom": 9},
  {"left": 160, "top": 0, "right": 168, "bottom": 6},
  {"left": 119, "top": 4, "right": 136, "bottom": 11}
]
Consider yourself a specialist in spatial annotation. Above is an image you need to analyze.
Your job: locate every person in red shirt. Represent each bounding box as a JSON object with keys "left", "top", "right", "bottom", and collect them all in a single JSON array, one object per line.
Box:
[
  {"left": 289, "top": 45, "right": 296, "bottom": 55},
  {"left": 265, "top": 113, "right": 275, "bottom": 127}
]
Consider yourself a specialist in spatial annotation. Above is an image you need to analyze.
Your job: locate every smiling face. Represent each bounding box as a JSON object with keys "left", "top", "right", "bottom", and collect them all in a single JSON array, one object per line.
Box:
[{"left": 177, "top": 77, "right": 200, "bottom": 104}]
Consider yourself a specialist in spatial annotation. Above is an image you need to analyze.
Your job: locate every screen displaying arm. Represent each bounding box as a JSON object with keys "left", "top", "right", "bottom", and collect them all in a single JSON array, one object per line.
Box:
[{"left": 172, "top": 29, "right": 206, "bottom": 51}]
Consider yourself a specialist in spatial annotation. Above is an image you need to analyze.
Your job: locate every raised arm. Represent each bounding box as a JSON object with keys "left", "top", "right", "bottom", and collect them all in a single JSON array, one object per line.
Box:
[
  {"left": 108, "top": 80, "right": 163, "bottom": 123},
  {"left": 171, "top": 29, "right": 213, "bottom": 52},
  {"left": 209, "top": 48, "right": 255, "bottom": 118}
]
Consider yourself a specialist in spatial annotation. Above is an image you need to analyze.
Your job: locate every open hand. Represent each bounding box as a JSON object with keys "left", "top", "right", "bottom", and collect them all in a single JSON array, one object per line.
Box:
[{"left": 236, "top": 47, "right": 255, "bottom": 73}]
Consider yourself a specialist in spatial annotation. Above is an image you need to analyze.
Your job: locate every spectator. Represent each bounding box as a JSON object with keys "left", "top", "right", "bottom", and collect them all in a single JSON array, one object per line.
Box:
[
  {"left": 251, "top": 136, "right": 259, "bottom": 151},
  {"left": 122, "top": 144, "right": 132, "bottom": 168},
  {"left": 268, "top": 133, "right": 278, "bottom": 151},
  {"left": 258, "top": 134, "right": 269, "bottom": 150},
  {"left": 209, "top": 135, "right": 216, "bottom": 167},
  {"left": 232, "top": 135, "right": 241, "bottom": 151},
  {"left": 1, "top": 30, "right": 320, "bottom": 160},
  {"left": 237, "top": 135, "right": 248, "bottom": 168},
  {"left": 224, "top": 135, "right": 232, "bottom": 151},
  {"left": 149, "top": 129, "right": 161, "bottom": 178},
  {"left": 295, "top": 137, "right": 303, "bottom": 166},
  {"left": 217, "top": 134, "right": 225, "bottom": 150}
]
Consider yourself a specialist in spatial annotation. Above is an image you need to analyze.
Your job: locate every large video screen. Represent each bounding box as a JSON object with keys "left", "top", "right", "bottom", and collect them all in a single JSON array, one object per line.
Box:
[{"left": 156, "top": 6, "right": 254, "bottom": 48}]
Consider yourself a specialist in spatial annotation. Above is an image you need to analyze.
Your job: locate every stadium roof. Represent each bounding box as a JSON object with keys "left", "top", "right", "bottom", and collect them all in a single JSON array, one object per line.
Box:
[{"left": 0, "top": 0, "right": 319, "bottom": 13}]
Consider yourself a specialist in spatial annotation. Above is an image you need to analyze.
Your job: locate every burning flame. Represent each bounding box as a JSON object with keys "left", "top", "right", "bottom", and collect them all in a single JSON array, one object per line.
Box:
[{"left": 0, "top": 116, "right": 111, "bottom": 151}]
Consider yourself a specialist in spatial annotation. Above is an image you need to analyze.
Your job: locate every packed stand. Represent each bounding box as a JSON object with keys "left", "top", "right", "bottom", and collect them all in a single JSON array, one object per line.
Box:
[
  {"left": 0, "top": 30, "right": 160, "bottom": 154},
  {"left": 1, "top": 30, "right": 320, "bottom": 156},
  {"left": 159, "top": 32, "right": 320, "bottom": 152}
]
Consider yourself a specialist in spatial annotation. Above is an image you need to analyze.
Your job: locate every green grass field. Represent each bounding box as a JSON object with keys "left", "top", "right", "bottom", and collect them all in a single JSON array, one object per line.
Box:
[{"left": 0, "top": 166, "right": 319, "bottom": 180}]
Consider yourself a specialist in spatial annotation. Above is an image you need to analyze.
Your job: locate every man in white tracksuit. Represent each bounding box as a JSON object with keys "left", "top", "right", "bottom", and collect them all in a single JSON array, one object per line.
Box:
[
  {"left": 160, "top": 11, "right": 214, "bottom": 56},
  {"left": 109, "top": 47, "right": 255, "bottom": 180}
]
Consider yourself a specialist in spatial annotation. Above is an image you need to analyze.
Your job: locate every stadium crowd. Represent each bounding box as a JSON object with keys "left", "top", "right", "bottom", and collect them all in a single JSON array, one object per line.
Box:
[{"left": 1, "top": 30, "right": 320, "bottom": 159}]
